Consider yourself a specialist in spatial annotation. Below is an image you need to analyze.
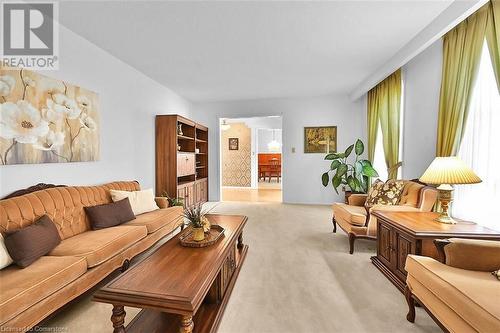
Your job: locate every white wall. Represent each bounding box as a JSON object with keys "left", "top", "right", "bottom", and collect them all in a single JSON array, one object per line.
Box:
[
  {"left": 193, "top": 95, "right": 365, "bottom": 204},
  {"left": 0, "top": 25, "right": 191, "bottom": 197},
  {"left": 401, "top": 39, "right": 442, "bottom": 179}
]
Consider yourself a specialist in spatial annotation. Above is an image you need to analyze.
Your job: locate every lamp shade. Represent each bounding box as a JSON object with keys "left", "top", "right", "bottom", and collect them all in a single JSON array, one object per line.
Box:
[{"left": 419, "top": 157, "right": 482, "bottom": 185}]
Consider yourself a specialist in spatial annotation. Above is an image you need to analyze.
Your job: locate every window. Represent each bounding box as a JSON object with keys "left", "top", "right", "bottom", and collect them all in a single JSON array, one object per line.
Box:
[{"left": 453, "top": 41, "right": 500, "bottom": 230}]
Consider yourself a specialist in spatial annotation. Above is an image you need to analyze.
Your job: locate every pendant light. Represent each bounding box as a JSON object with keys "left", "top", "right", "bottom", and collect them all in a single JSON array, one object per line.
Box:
[
  {"left": 221, "top": 119, "right": 231, "bottom": 131},
  {"left": 267, "top": 129, "right": 280, "bottom": 151}
]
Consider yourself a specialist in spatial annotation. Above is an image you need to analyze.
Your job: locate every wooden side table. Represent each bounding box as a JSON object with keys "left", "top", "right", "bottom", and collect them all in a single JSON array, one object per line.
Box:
[{"left": 370, "top": 211, "right": 500, "bottom": 293}]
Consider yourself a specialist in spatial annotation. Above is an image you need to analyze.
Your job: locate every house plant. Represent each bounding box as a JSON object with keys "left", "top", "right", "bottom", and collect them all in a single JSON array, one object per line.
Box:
[
  {"left": 163, "top": 193, "right": 184, "bottom": 207},
  {"left": 321, "top": 139, "right": 379, "bottom": 195},
  {"left": 182, "top": 203, "right": 210, "bottom": 241}
]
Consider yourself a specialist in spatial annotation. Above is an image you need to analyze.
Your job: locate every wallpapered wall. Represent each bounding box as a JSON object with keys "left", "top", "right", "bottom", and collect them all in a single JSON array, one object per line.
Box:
[{"left": 221, "top": 122, "right": 251, "bottom": 187}]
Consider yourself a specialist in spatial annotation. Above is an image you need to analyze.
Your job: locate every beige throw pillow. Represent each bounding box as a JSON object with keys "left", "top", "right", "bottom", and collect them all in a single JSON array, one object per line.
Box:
[
  {"left": 0, "top": 234, "right": 13, "bottom": 269},
  {"left": 109, "top": 188, "right": 159, "bottom": 216}
]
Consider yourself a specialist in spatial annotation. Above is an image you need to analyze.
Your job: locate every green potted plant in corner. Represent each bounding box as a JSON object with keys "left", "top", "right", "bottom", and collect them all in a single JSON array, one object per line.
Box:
[{"left": 321, "top": 139, "right": 379, "bottom": 200}]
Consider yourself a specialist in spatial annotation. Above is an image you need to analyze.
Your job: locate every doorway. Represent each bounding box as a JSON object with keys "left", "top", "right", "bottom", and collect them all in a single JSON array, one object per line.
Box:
[{"left": 220, "top": 116, "right": 282, "bottom": 202}]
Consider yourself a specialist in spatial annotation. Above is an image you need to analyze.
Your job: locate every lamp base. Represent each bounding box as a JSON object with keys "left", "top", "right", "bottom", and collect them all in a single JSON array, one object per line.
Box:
[
  {"left": 435, "top": 184, "right": 457, "bottom": 224},
  {"left": 435, "top": 213, "right": 457, "bottom": 224}
]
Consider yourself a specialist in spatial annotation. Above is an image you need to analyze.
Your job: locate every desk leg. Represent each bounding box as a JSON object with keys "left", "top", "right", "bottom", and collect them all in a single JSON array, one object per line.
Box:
[
  {"left": 180, "top": 315, "right": 194, "bottom": 333},
  {"left": 111, "top": 305, "right": 126, "bottom": 333}
]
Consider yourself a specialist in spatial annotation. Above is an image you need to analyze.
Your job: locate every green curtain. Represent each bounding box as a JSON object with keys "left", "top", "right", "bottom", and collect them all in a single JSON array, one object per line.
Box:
[
  {"left": 367, "top": 69, "right": 402, "bottom": 179},
  {"left": 486, "top": 0, "right": 500, "bottom": 90},
  {"left": 436, "top": 5, "right": 490, "bottom": 157},
  {"left": 367, "top": 90, "right": 380, "bottom": 163},
  {"left": 378, "top": 69, "right": 402, "bottom": 179}
]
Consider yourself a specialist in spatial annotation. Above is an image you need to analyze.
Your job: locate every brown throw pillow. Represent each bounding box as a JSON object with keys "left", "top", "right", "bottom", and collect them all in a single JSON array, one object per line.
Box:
[
  {"left": 492, "top": 269, "right": 500, "bottom": 281},
  {"left": 4, "top": 215, "right": 61, "bottom": 268},
  {"left": 365, "top": 179, "right": 405, "bottom": 211},
  {"left": 84, "top": 198, "right": 136, "bottom": 230}
]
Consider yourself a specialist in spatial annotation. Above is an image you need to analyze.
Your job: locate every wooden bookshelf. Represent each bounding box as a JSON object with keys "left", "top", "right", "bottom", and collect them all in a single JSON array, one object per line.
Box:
[{"left": 155, "top": 115, "right": 208, "bottom": 206}]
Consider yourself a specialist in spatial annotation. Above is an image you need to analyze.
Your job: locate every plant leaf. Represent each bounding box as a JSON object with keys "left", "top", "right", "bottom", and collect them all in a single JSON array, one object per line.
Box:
[
  {"left": 347, "top": 175, "right": 357, "bottom": 191},
  {"left": 332, "top": 175, "right": 342, "bottom": 194},
  {"left": 355, "top": 139, "right": 364, "bottom": 155},
  {"left": 360, "top": 160, "right": 379, "bottom": 177},
  {"left": 336, "top": 164, "right": 348, "bottom": 178},
  {"left": 344, "top": 144, "right": 354, "bottom": 158},
  {"left": 321, "top": 172, "right": 329, "bottom": 187},
  {"left": 324, "top": 153, "right": 341, "bottom": 160},
  {"left": 355, "top": 160, "right": 363, "bottom": 176},
  {"left": 330, "top": 160, "right": 341, "bottom": 170}
]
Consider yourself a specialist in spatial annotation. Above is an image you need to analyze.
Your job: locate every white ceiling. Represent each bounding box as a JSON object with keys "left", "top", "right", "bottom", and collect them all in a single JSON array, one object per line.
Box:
[{"left": 59, "top": 1, "right": 453, "bottom": 102}]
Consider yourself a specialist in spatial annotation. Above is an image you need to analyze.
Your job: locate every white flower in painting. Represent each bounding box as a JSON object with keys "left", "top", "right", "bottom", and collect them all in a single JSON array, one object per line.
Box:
[
  {"left": 76, "top": 96, "right": 91, "bottom": 112},
  {"left": 79, "top": 113, "right": 96, "bottom": 131},
  {"left": 47, "top": 93, "right": 81, "bottom": 119},
  {"left": 0, "top": 75, "right": 16, "bottom": 97},
  {"left": 41, "top": 106, "right": 62, "bottom": 123},
  {"left": 44, "top": 80, "right": 65, "bottom": 94},
  {"left": 33, "top": 130, "right": 65, "bottom": 151},
  {"left": 22, "top": 76, "right": 36, "bottom": 87},
  {"left": 0, "top": 101, "right": 49, "bottom": 143}
]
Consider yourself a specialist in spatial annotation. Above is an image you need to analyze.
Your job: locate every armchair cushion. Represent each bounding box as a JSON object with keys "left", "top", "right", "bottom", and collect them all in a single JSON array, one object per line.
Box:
[
  {"left": 332, "top": 203, "right": 367, "bottom": 226},
  {"left": 406, "top": 255, "right": 500, "bottom": 332},
  {"left": 442, "top": 238, "right": 500, "bottom": 272},
  {"left": 365, "top": 179, "right": 405, "bottom": 209}
]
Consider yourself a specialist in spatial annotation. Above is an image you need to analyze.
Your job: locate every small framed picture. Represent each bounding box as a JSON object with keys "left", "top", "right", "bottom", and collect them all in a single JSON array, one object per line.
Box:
[{"left": 228, "top": 138, "right": 239, "bottom": 150}]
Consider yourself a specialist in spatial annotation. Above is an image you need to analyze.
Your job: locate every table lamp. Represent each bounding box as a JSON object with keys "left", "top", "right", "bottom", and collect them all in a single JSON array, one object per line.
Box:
[{"left": 420, "top": 157, "right": 481, "bottom": 224}]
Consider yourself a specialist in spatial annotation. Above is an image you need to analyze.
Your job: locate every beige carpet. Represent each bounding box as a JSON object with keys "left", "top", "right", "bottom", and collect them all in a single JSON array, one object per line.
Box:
[{"left": 42, "top": 202, "right": 440, "bottom": 333}]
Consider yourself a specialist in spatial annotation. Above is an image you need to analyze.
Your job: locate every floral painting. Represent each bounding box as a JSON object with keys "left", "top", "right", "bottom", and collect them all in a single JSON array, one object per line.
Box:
[
  {"left": 0, "top": 67, "right": 99, "bottom": 165},
  {"left": 304, "top": 126, "right": 337, "bottom": 154}
]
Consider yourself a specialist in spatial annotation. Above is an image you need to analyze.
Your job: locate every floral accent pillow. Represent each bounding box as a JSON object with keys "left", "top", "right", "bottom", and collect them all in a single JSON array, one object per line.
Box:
[
  {"left": 492, "top": 269, "right": 500, "bottom": 281},
  {"left": 364, "top": 179, "right": 405, "bottom": 210}
]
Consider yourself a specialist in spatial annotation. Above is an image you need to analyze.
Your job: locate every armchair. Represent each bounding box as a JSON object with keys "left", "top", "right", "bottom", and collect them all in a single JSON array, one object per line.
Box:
[
  {"left": 331, "top": 180, "right": 437, "bottom": 254},
  {"left": 405, "top": 238, "right": 500, "bottom": 332}
]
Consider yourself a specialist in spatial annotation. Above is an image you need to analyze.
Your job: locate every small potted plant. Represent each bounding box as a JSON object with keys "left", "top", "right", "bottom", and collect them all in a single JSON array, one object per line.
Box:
[
  {"left": 321, "top": 139, "right": 379, "bottom": 200},
  {"left": 163, "top": 193, "right": 184, "bottom": 207},
  {"left": 182, "top": 204, "right": 210, "bottom": 241}
]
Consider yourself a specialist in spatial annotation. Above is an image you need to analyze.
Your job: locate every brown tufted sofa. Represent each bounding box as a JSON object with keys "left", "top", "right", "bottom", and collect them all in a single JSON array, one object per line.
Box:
[
  {"left": 332, "top": 180, "right": 437, "bottom": 254},
  {"left": 0, "top": 181, "right": 183, "bottom": 331}
]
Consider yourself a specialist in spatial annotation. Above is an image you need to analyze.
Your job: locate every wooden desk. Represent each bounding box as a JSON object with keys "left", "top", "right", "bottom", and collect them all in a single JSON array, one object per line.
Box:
[
  {"left": 93, "top": 214, "right": 248, "bottom": 333},
  {"left": 370, "top": 211, "right": 500, "bottom": 293}
]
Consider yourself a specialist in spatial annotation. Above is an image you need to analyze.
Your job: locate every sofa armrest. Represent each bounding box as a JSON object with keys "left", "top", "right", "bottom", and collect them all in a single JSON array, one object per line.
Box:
[
  {"left": 434, "top": 238, "right": 500, "bottom": 272},
  {"left": 348, "top": 194, "right": 368, "bottom": 207},
  {"left": 155, "top": 197, "right": 169, "bottom": 209}
]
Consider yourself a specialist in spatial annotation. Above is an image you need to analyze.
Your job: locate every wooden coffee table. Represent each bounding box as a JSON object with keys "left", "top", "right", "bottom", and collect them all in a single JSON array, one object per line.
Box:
[{"left": 93, "top": 214, "right": 248, "bottom": 333}]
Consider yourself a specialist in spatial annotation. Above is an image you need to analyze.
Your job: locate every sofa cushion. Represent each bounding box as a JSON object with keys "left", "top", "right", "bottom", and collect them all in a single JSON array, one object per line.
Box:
[
  {"left": 0, "top": 256, "right": 87, "bottom": 324},
  {"left": 109, "top": 189, "right": 159, "bottom": 216},
  {"left": 49, "top": 226, "right": 147, "bottom": 267},
  {"left": 84, "top": 198, "right": 135, "bottom": 230},
  {"left": 4, "top": 215, "right": 61, "bottom": 268},
  {"left": 126, "top": 206, "right": 183, "bottom": 234},
  {"left": 332, "top": 203, "right": 367, "bottom": 226},
  {"left": 406, "top": 255, "right": 500, "bottom": 332}
]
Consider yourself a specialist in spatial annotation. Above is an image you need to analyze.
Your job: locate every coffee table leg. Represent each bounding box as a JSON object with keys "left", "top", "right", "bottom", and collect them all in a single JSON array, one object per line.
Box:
[
  {"left": 237, "top": 233, "right": 244, "bottom": 249},
  {"left": 180, "top": 315, "right": 194, "bottom": 333},
  {"left": 111, "top": 305, "right": 126, "bottom": 333}
]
